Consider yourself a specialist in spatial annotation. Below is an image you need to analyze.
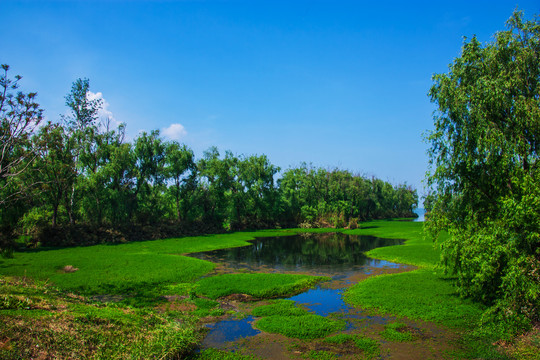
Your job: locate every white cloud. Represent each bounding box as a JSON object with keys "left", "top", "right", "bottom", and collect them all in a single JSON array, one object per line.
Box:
[
  {"left": 87, "top": 91, "right": 121, "bottom": 129},
  {"left": 162, "top": 123, "right": 188, "bottom": 141}
]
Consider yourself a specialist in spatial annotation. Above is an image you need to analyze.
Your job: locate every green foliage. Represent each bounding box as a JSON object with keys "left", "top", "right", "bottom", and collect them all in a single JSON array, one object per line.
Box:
[
  {"left": 195, "top": 273, "right": 328, "bottom": 299},
  {"left": 279, "top": 164, "right": 418, "bottom": 226},
  {"left": 16, "top": 207, "right": 52, "bottom": 237},
  {"left": 426, "top": 10, "right": 540, "bottom": 330},
  {"left": 255, "top": 314, "right": 345, "bottom": 339},
  {"left": 380, "top": 322, "right": 416, "bottom": 342},
  {"left": 0, "top": 64, "right": 44, "bottom": 253},
  {"left": 1, "top": 66, "right": 420, "bottom": 247}
]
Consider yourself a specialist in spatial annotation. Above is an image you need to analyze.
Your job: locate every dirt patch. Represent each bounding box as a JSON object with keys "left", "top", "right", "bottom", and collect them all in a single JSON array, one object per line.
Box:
[
  {"left": 0, "top": 338, "right": 13, "bottom": 351},
  {"left": 61, "top": 265, "right": 79, "bottom": 273},
  {"left": 237, "top": 333, "right": 296, "bottom": 360},
  {"left": 221, "top": 293, "right": 257, "bottom": 302},
  {"left": 161, "top": 294, "right": 188, "bottom": 302},
  {"left": 156, "top": 301, "right": 197, "bottom": 313},
  {"left": 91, "top": 294, "right": 126, "bottom": 303}
]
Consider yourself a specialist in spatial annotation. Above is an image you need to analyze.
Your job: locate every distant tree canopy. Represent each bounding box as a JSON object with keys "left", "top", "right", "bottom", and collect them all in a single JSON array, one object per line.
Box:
[
  {"left": 426, "top": 10, "right": 539, "bottom": 330},
  {"left": 0, "top": 68, "right": 418, "bottom": 251}
]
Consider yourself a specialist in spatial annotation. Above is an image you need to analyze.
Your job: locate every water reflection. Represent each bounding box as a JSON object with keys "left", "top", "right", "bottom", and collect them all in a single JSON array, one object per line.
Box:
[
  {"left": 202, "top": 316, "right": 260, "bottom": 348},
  {"left": 194, "top": 232, "right": 408, "bottom": 349},
  {"left": 288, "top": 287, "right": 351, "bottom": 317},
  {"left": 189, "top": 233, "right": 404, "bottom": 275}
]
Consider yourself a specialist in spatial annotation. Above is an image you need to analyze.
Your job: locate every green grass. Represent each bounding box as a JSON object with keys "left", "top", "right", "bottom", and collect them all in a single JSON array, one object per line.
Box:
[
  {"left": 380, "top": 322, "right": 416, "bottom": 342},
  {"left": 323, "top": 333, "right": 380, "bottom": 358},
  {"left": 344, "top": 221, "right": 486, "bottom": 328},
  {"left": 191, "top": 348, "right": 260, "bottom": 359},
  {"left": 195, "top": 273, "right": 329, "bottom": 299},
  {"left": 192, "top": 297, "right": 224, "bottom": 317},
  {"left": 344, "top": 220, "right": 510, "bottom": 359},
  {"left": 344, "top": 269, "right": 484, "bottom": 328},
  {"left": 251, "top": 299, "right": 346, "bottom": 341},
  {"left": 0, "top": 229, "right": 308, "bottom": 359},
  {"left": 0, "top": 230, "right": 296, "bottom": 295},
  {"left": 255, "top": 314, "right": 345, "bottom": 339},
  {"left": 345, "top": 220, "right": 441, "bottom": 268},
  {"left": 0, "top": 277, "right": 201, "bottom": 360},
  {"left": 0, "top": 222, "right": 514, "bottom": 359},
  {"left": 251, "top": 299, "right": 307, "bottom": 317}
]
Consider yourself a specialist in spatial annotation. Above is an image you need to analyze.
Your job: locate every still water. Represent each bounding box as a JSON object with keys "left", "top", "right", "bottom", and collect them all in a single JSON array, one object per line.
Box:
[
  {"left": 189, "top": 233, "right": 404, "bottom": 275},
  {"left": 189, "top": 233, "right": 409, "bottom": 348}
]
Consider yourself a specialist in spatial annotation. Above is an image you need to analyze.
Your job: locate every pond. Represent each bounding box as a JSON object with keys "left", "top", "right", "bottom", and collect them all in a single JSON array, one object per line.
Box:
[
  {"left": 189, "top": 233, "right": 404, "bottom": 276},
  {"left": 189, "top": 233, "right": 414, "bottom": 350}
]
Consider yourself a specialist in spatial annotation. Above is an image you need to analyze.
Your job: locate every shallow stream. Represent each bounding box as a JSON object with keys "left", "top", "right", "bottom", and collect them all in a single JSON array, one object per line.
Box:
[{"left": 189, "top": 233, "right": 413, "bottom": 349}]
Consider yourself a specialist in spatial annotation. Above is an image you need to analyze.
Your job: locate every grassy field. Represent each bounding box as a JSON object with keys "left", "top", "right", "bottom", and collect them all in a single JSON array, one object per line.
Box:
[
  {"left": 0, "top": 276, "right": 202, "bottom": 359},
  {"left": 343, "top": 220, "right": 523, "bottom": 359},
  {"left": 0, "top": 229, "right": 325, "bottom": 359},
  {"left": 1, "top": 221, "right": 535, "bottom": 359},
  {"left": 0, "top": 230, "right": 294, "bottom": 296},
  {"left": 345, "top": 220, "right": 442, "bottom": 267}
]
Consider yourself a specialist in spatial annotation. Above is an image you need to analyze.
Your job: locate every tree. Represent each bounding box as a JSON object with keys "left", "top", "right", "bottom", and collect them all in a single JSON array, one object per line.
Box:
[
  {"left": 62, "top": 78, "right": 103, "bottom": 225},
  {"left": 78, "top": 121, "right": 127, "bottom": 225},
  {"left": 0, "top": 64, "right": 44, "bottom": 206},
  {"left": 426, "top": 10, "right": 539, "bottom": 331},
  {"left": 64, "top": 78, "right": 102, "bottom": 133},
  {"left": 32, "top": 123, "right": 75, "bottom": 227},
  {"left": 0, "top": 65, "right": 44, "bottom": 255},
  {"left": 164, "top": 141, "right": 195, "bottom": 221},
  {"left": 133, "top": 130, "right": 167, "bottom": 223}
]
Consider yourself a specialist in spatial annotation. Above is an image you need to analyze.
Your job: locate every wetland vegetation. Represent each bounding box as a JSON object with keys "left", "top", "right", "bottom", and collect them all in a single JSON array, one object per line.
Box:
[
  {"left": 1, "top": 8, "right": 539, "bottom": 360},
  {"left": 1, "top": 221, "right": 535, "bottom": 359}
]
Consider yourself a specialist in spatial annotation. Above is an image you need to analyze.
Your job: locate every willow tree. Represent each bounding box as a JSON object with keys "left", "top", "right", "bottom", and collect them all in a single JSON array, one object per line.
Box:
[{"left": 426, "top": 11, "right": 539, "bottom": 331}]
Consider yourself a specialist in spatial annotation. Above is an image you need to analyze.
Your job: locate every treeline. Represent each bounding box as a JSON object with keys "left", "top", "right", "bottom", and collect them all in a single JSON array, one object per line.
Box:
[{"left": 0, "top": 70, "right": 417, "bottom": 249}]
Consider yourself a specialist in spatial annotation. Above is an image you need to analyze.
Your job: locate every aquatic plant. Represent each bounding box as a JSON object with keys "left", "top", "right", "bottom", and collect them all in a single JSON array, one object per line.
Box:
[{"left": 255, "top": 314, "right": 345, "bottom": 339}]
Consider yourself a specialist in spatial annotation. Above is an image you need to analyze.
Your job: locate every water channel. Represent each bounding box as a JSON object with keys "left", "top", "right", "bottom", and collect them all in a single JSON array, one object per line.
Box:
[{"left": 188, "top": 232, "right": 414, "bottom": 350}]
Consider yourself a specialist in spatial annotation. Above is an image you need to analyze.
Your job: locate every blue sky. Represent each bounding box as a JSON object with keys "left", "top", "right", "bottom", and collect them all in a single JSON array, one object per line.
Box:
[{"left": 2, "top": 1, "right": 538, "bottom": 197}]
